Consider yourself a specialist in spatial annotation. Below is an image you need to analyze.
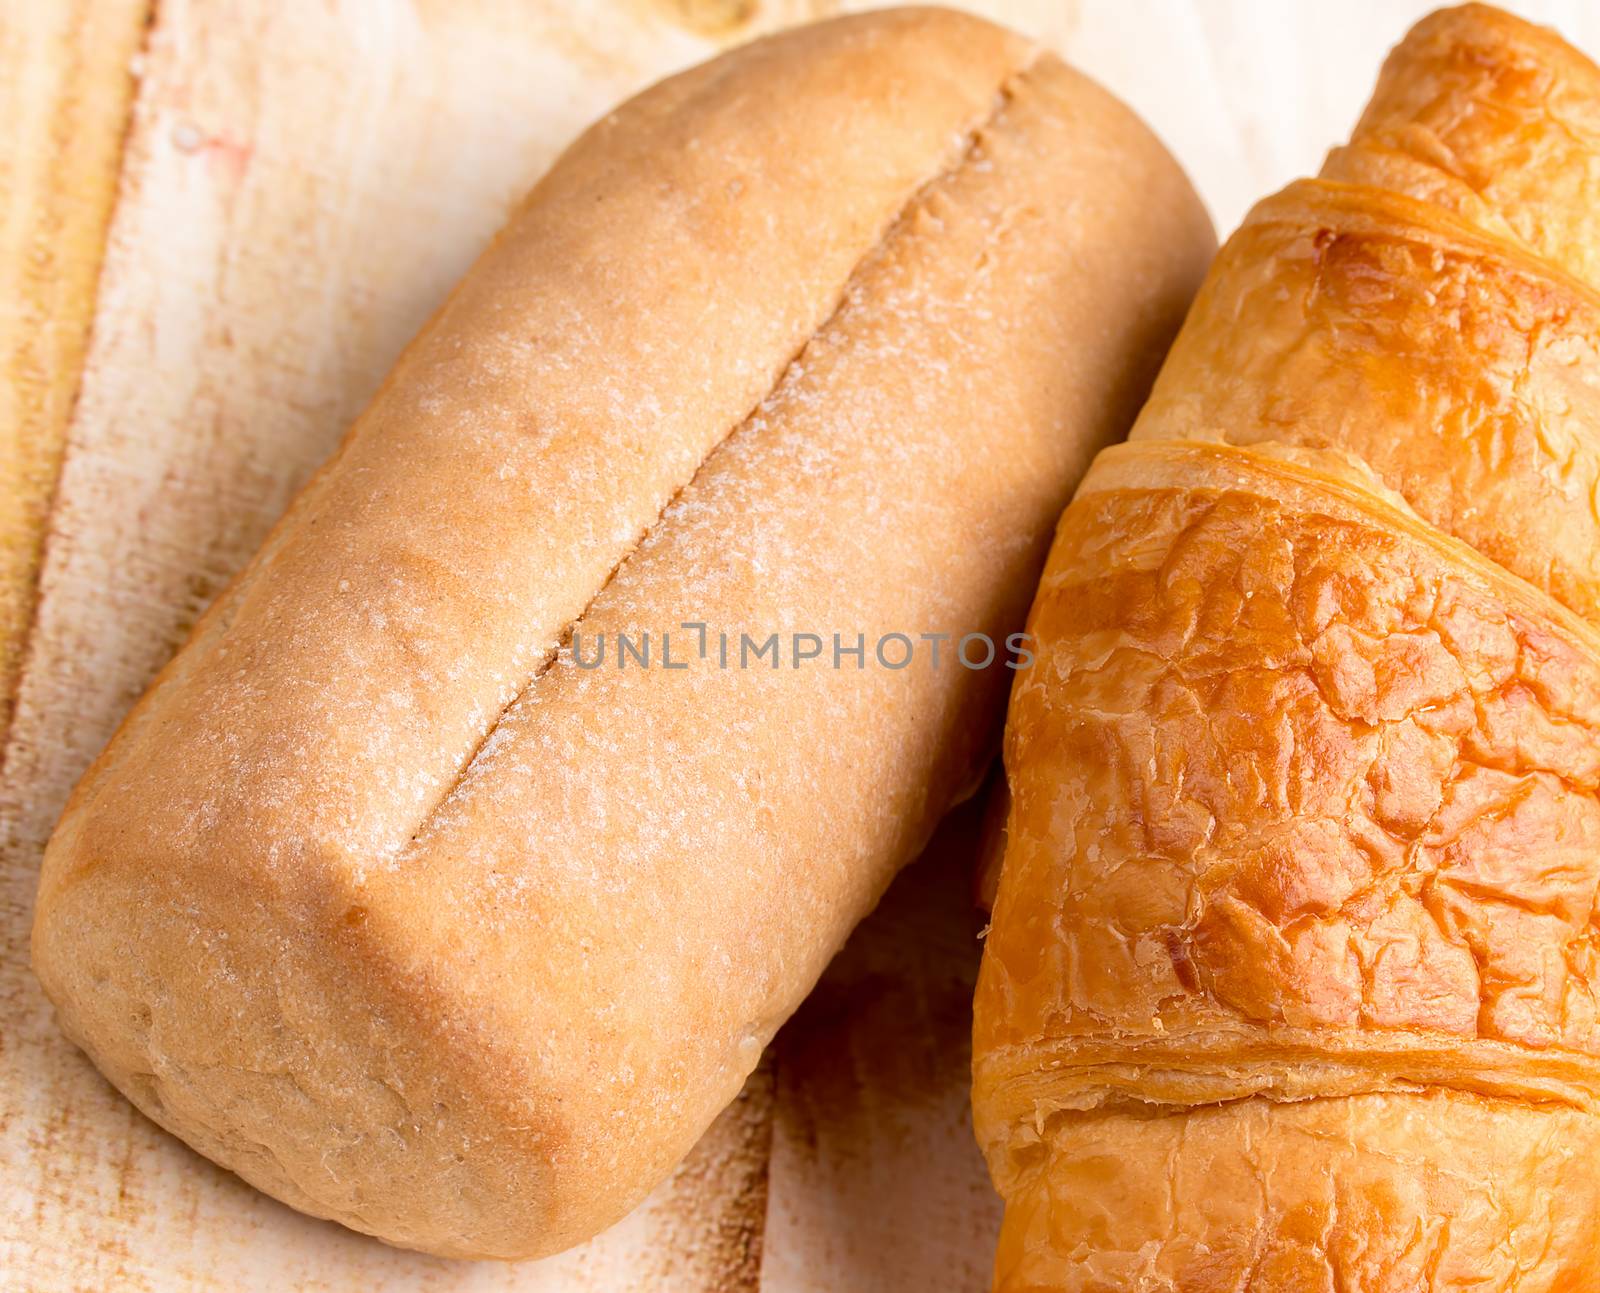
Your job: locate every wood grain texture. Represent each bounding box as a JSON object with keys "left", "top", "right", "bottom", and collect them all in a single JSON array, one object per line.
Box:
[
  {"left": 11, "top": 1, "right": 1600, "bottom": 1290},
  {"left": 760, "top": 790, "right": 1003, "bottom": 1293},
  {"left": 0, "top": 0, "right": 147, "bottom": 755}
]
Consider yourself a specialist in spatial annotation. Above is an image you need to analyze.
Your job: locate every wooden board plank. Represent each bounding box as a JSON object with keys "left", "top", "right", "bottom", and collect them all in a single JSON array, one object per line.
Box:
[
  {"left": 0, "top": 0, "right": 148, "bottom": 752},
  {"left": 760, "top": 792, "right": 1002, "bottom": 1293}
]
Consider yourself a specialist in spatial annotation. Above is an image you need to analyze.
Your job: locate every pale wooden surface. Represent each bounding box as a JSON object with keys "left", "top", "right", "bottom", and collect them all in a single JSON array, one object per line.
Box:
[
  {"left": 760, "top": 793, "right": 1001, "bottom": 1293},
  {"left": 0, "top": 0, "right": 147, "bottom": 752},
  {"left": 6, "top": 2, "right": 1600, "bottom": 1290}
]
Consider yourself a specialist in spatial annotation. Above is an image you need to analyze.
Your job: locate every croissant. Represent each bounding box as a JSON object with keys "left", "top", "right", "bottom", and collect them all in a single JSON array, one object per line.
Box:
[{"left": 972, "top": 5, "right": 1600, "bottom": 1289}]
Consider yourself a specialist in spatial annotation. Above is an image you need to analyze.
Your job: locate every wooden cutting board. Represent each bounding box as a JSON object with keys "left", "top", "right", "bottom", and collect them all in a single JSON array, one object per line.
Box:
[
  {"left": 0, "top": 0, "right": 147, "bottom": 769},
  {"left": 5, "top": 2, "right": 1599, "bottom": 1289}
]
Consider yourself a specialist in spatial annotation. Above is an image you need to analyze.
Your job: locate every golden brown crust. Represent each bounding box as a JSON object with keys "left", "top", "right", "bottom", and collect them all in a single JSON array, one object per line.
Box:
[
  {"left": 993, "top": 1091, "right": 1600, "bottom": 1293},
  {"left": 1132, "top": 180, "right": 1600, "bottom": 624},
  {"left": 975, "top": 5, "right": 1600, "bottom": 1288},
  {"left": 1326, "top": 3, "right": 1600, "bottom": 288},
  {"left": 31, "top": 8, "right": 1214, "bottom": 1260},
  {"left": 1138, "top": 3, "right": 1600, "bottom": 628},
  {"left": 975, "top": 444, "right": 1600, "bottom": 1121}
]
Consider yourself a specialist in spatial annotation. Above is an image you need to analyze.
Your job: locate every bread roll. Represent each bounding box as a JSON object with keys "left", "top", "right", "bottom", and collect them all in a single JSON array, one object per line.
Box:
[
  {"left": 31, "top": 8, "right": 1213, "bottom": 1259},
  {"left": 974, "top": 6, "right": 1600, "bottom": 1288}
]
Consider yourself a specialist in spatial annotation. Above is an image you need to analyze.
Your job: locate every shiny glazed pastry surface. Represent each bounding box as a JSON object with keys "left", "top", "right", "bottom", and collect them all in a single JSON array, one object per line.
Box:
[{"left": 974, "top": 6, "right": 1600, "bottom": 1289}]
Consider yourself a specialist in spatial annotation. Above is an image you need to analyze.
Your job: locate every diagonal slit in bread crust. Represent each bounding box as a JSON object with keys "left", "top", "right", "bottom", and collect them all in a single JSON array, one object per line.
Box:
[{"left": 405, "top": 60, "right": 1038, "bottom": 849}]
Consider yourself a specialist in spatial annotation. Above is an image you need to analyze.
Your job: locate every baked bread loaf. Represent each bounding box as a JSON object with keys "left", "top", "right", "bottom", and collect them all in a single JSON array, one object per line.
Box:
[
  {"left": 31, "top": 8, "right": 1213, "bottom": 1260},
  {"left": 974, "top": 5, "right": 1600, "bottom": 1289}
]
